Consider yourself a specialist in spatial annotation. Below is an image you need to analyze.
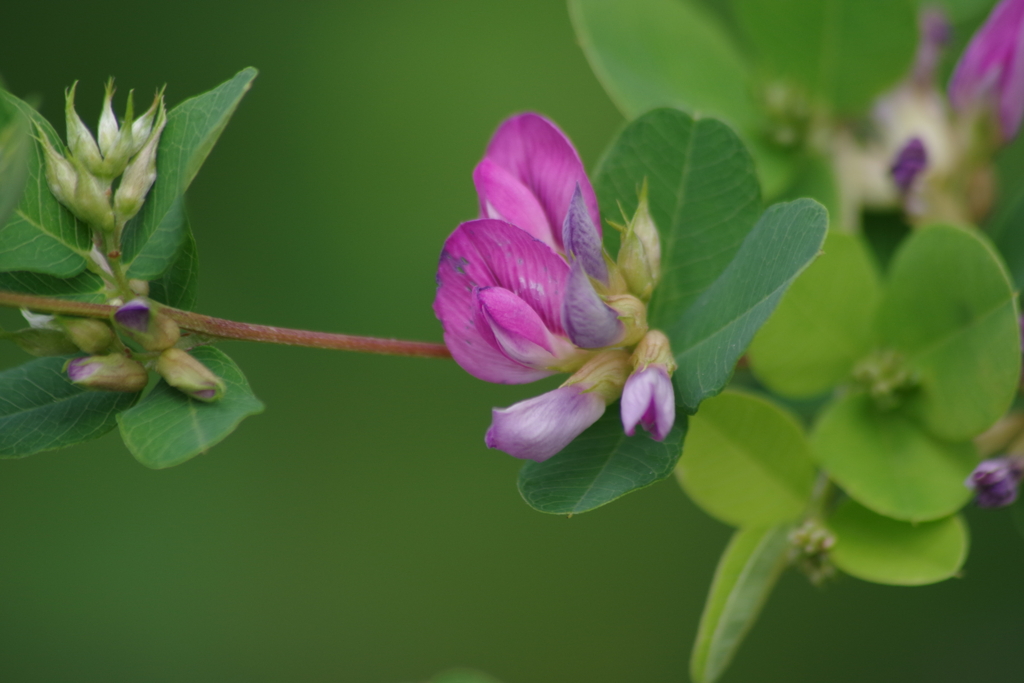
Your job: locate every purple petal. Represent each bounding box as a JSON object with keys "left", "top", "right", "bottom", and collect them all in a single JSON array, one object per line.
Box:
[
  {"left": 561, "top": 259, "right": 624, "bottom": 349},
  {"left": 434, "top": 219, "right": 570, "bottom": 384},
  {"left": 890, "top": 137, "right": 928, "bottom": 192},
  {"left": 193, "top": 389, "right": 217, "bottom": 400},
  {"left": 562, "top": 184, "right": 608, "bottom": 284},
  {"left": 66, "top": 357, "right": 97, "bottom": 382},
  {"left": 621, "top": 365, "right": 675, "bottom": 441},
  {"left": 482, "top": 113, "right": 600, "bottom": 252},
  {"left": 912, "top": 8, "right": 951, "bottom": 85},
  {"left": 114, "top": 298, "right": 151, "bottom": 332},
  {"left": 474, "top": 158, "right": 557, "bottom": 251},
  {"left": 966, "top": 456, "right": 1024, "bottom": 507},
  {"left": 485, "top": 385, "right": 607, "bottom": 461},
  {"left": 476, "top": 286, "right": 563, "bottom": 369},
  {"left": 949, "top": 0, "right": 1024, "bottom": 139}
]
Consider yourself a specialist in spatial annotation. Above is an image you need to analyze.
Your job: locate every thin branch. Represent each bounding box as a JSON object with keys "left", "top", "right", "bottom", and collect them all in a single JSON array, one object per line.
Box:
[{"left": 0, "top": 290, "right": 452, "bottom": 359}]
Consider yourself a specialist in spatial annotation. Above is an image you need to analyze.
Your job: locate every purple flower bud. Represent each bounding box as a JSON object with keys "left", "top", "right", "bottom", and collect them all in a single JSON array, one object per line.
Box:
[
  {"left": 621, "top": 364, "right": 675, "bottom": 441},
  {"left": 562, "top": 184, "right": 608, "bottom": 284},
  {"left": 114, "top": 298, "right": 150, "bottom": 332},
  {"left": 156, "top": 348, "right": 226, "bottom": 402},
  {"left": 890, "top": 137, "right": 928, "bottom": 192},
  {"left": 966, "top": 457, "right": 1024, "bottom": 507},
  {"left": 66, "top": 353, "right": 148, "bottom": 393},
  {"left": 562, "top": 259, "right": 624, "bottom": 349},
  {"left": 949, "top": 0, "right": 1024, "bottom": 141},
  {"left": 113, "top": 297, "right": 180, "bottom": 351}
]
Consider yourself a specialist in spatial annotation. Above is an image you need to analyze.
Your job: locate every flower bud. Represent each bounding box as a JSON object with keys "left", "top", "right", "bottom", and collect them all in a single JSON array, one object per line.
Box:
[
  {"left": 966, "top": 456, "right": 1024, "bottom": 508},
  {"left": 66, "top": 353, "right": 148, "bottom": 392},
  {"left": 55, "top": 317, "right": 115, "bottom": 354},
  {"left": 617, "top": 181, "right": 661, "bottom": 300},
  {"left": 156, "top": 348, "right": 226, "bottom": 402},
  {"left": 69, "top": 157, "right": 115, "bottom": 231},
  {"left": 562, "top": 349, "right": 631, "bottom": 403},
  {"left": 788, "top": 519, "right": 836, "bottom": 587},
  {"left": 64, "top": 82, "right": 104, "bottom": 174},
  {"left": 629, "top": 329, "right": 676, "bottom": 373},
  {"left": 37, "top": 125, "right": 77, "bottom": 207},
  {"left": 890, "top": 137, "right": 928, "bottom": 193},
  {"left": 97, "top": 79, "right": 119, "bottom": 158},
  {"left": 114, "top": 97, "right": 166, "bottom": 223},
  {"left": 129, "top": 90, "right": 164, "bottom": 156},
  {"left": 112, "top": 298, "right": 180, "bottom": 351},
  {"left": 606, "top": 294, "right": 648, "bottom": 346},
  {"left": 128, "top": 279, "right": 150, "bottom": 297},
  {"left": 6, "top": 328, "right": 79, "bottom": 357},
  {"left": 95, "top": 89, "right": 136, "bottom": 179}
]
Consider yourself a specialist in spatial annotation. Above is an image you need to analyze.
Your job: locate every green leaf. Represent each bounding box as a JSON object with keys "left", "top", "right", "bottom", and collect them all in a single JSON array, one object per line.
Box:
[
  {"left": 0, "top": 269, "right": 106, "bottom": 302},
  {"left": 0, "top": 355, "right": 138, "bottom": 458},
  {"left": 690, "top": 524, "right": 792, "bottom": 683},
  {"left": 517, "top": 403, "right": 687, "bottom": 515},
  {"left": 748, "top": 231, "right": 881, "bottom": 398},
  {"left": 148, "top": 208, "right": 199, "bottom": 310},
  {"left": 670, "top": 199, "right": 829, "bottom": 411},
  {"left": 827, "top": 499, "right": 969, "bottom": 586},
  {"left": 0, "top": 92, "right": 91, "bottom": 277},
  {"left": 117, "top": 346, "right": 264, "bottom": 469},
  {"left": 676, "top": 390, "right": 816, "bottom": 527},
  {"left": 732, "top": 0, "right": 918, "bottom": 113},
  {"left": 593, "top": 109, "right": 762, "bottom": 324},
  {"left": 430, "top": 669, "right": 502, "bottom": 683},
  {"left": 811, "top": 392, "right": 976, "bottom": 522},
  {"left": 123, "top": 68, "right": 257, "bottom": 279},
  {"left": 877, "top": 223, "right": 1020, "bottom": 441},
  {"left": 570, "top": 0, "right": 794, "bottom": 196},
  {"left": 0, "top": 86, "right": 30, "bottom": 227}
]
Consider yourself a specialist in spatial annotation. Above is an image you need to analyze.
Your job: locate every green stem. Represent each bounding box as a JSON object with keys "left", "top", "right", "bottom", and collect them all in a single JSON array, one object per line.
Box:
[
  {"left": 101, "top": 228, "right": 134, "bottom": 299},
  {"left": 0, "top": 290, "right": 452, "bottom": 360}
]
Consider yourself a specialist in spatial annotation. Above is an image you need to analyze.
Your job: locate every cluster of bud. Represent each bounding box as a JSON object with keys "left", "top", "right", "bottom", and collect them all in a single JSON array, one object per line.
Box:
[
  {"left": 852, "top": 349, "right": 919, "bottom": 411},
  {"left": 788, "top": 520, "right": 837, "bottom": 587},
  {"left": 38, "top": 81, "right": 166, "bottom": 231}
]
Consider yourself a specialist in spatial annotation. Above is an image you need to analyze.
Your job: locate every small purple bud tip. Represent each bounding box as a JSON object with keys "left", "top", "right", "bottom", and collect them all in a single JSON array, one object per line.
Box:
[
  {"left": 66, "top": 357, "right": 97, "bottom": 382},
  {"left": 890, "top": 138, "right": 928, "bottom": 192},
  {"left": 966, "top": 457, "right": 1024, "bottom": 508},
  {"left": 193, "top": 389, "right": 217, "bottom": 400},
  {"left": 114, "top": 298, "right": 151, "bottom": 332}
]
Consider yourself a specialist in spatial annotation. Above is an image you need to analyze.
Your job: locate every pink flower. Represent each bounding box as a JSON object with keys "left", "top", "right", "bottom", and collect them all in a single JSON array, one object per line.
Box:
[
  {"left": 949, "top": 0, "right": 1024, "bottom": 141},
  {"left": 621, "top": 364, "right": 675, "bottom": 442}
]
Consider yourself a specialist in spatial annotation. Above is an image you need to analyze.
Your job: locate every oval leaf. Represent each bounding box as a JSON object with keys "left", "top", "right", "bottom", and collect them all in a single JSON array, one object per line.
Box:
[
  {"left": 691, "top": 525, "right": 792, "bottom": 683},
  {"left": 877, "top": 223, "right": 1020, "bottom": 441},
  {"left": 0, "top": 269, "right": 107, "bottom": 302},
  {"left": 677, "top": 390, "right": 816, "bottom": 527},
  {"left": 0, "top": 87, "right": 30, "bottom": 227},
  {"left": 0, "top": 355, "right": 138, "bottom": 457},
  {"left": 117, "top": 346, "right": 264, "bottom": 469},
  {"left": 748, "top": 231, "right": 881, "bottom": 398},
  {"left": 148, "top": 207, "right": 199, "bottom": 311},
  {"left": 828, "top": 499, "right": 969, "bottom": 586},
  {"left": 670, "top": 198, "right": 829, "bottom": 412},
  {"left": 811, "top": 392, "right": 976, "bottom": 522},
  {"left": 517, "top": 404, "right": 687, "bottom": 515}
]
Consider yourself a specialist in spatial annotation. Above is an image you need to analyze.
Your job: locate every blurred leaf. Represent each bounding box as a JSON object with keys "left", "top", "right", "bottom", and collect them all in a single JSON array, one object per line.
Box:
[
  {"left": 117, "top": 346, "right": 264, "bottom": 469},
  {"left": 923, "top": 0, "right": 995, "bottom": 23},
  {"left": 6, "top": 328, "right": 79, "bottom": 356},
  {"left": 0, "top": 269, "right": 106, "bottom": 302},
  {"left": 731, "top": 0, "right": 918, "bottom": 113},
  {"left": 987, "top": 131, "right": 1024, "bottom": 288},
  {"left": 0, "top": 355, "right": 138, "bottom": 458},
  {"left": 670, "top": 199, "right": 828, "bottom": 411},
  {"left": 429, "top": 669, "right": 502, "bottom": 683},
  {"left": 122, "top": 68, "right": 257, "bottom": 279},
  {"left": 690, "top": 524, "right": 791, "bottom": 683},
  {"left": 811, "top": 392, "right": 975, "bottom": 522},
  {"left": 828, "top": 499, "right": 969, "bottom": 586},
  {"left": 570, "top": 0, "right": 794, "bottom": 196},
  {"left": 877, "top": 223, "right": 1020, "bottom": 441},
  {"left": 148, "top": 209, "right": 199, "bottom": 310},
  {"left": 593, "top": 109, "right": 761, "bottom": 324},
  {"left": 0, "top": 92, "right": 91, "bottom": 277},
  {"left": 748, "top": 231, "right": 880, "bottom": 398},
  {"left": 0, "top": 86, "right": 30, "bottom": 227},
  {"left": 676, "top": 390, "right": 816, "bottom": 526},
  {"left": 517, "top": 403, "right": 687, "bottom": 515},
  {"left": 775, "top": 152, "right": 840, "bottom": 225}
]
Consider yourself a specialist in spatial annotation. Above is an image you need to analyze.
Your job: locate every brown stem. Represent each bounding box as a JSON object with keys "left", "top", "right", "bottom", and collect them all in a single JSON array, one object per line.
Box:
[{"left": 0, "top": 290, "right": 452, "bottom": 360}]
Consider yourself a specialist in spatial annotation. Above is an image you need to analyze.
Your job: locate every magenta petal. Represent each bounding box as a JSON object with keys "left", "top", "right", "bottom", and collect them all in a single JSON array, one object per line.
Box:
[
  {"left": 434, "top": 220, "right": 570, "bottom": 383},
  {"left": 562, "top": 184, "right": 608, "bottom": 284},
  {"left": 473, "top": 158, "right": 557, "bottom": 250},
  {"left": 482, "top": 113, "right": 600, "bottom": 251},
  {"left": 476, "top": 286, "right": 560, "bottom": 369},
  {"left": 485, "top": 385, "right": 607, "bottom": 461},
  {"left": 621, "top": 366, "right": 675, "bottom": 441},
  {"left": 561, "top": 259, "right": 624, "bottom": 349}
]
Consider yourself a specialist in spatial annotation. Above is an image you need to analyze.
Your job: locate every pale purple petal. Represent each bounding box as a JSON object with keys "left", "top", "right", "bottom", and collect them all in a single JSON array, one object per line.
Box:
[
  {"left": 434, "top": 219, "right": 570, "bottom": 384},
  {"left": 621, "top": 365, "right": 675, "bottom": 441},
  {"left": 966, "top": 457, "right": 1024, "bottom": 507},
  {"left": 562, "top": 184, "right": 608, "bottom": 284},
  {"left": 561, "top": 259, "right": 623, "bottom": 349},
  {"left": 66, "top": 357, "right": 97, "bottom": 382},
  {"left": 476, "top": 286, "right": 561, "bottom": 369},
  {"left": 474, "top": 158, "right": 557, "bottom": 250},
  {"left": 912, "top": 8, "right": 951, "bottom": 85},
  {"left": 114, "top": 298, "right": 150, "bottom": 332},
  {"left": 890, "top": 137, "right": 928, "bottom": 192},
  {"left": 485, "top": 384, "right": 607, "bottom": 461},
  {"left": 482, "top": 113, "right": 600, "bottom": 252}
]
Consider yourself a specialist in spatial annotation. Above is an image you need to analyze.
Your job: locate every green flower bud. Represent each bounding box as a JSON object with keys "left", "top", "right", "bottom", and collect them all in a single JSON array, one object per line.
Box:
[
  {"left": 112, "top": 298, "right": 180, "bottom": 351},
  {"left": 156, "top": 348, "right": 226, "bottom": 402},
  {"left": 64, "top": 82, "right": 104, "bottom": 174},
  {"left": 606, "top": 294, "right": 648, "bottom": 347},
  {"left": 129, "top": 89, "right": 164, "bottom": 157},
  {"left": 36, "top": 125, "right": 77, "bottom": 207},
  {"left": 97, "top": 79, "right": 119, "bottom": 158},
  {"left": 128, "top": 279, "right": 150, "bottom": 297},
  {"left": 114, "top": 97, "right": 166, "bottom": 223},
  {"left": 6, "top": 328, "right": 79, "bottom": 357},
  {"left": 66, "top": 353, "right": 148, "bottom": 392},
  {"left": 96, "top": 89, "right": 136, "bottom": 178},
  {"left": 69, "top": 156, "right": 115, "bottom": 231},
  {"left": 629, "top": 329, "right": 676, "bottom": 374},
  {"left": 616, "top": 180, "right": 661, "bottom": 301},
  {"left": 55, "top": 317, "right": 116, "bottom": 354},
  {"left": 562, "top": 349, "right": 630, "bottom": 404}
]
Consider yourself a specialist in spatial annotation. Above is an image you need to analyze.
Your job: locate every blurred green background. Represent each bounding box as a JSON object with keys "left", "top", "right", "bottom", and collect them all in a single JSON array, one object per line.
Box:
[{"left": 0, "top": 2, "right": 1021, "bottom": 681}]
